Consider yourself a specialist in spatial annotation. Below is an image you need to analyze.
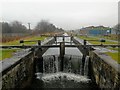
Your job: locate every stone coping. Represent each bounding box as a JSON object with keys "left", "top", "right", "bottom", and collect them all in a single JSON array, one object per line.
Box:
[{"left": 93, "top": 50, "right": 120, "bottom": 73}]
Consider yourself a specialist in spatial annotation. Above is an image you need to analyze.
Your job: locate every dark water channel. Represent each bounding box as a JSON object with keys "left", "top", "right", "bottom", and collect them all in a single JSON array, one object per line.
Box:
[{"left": 30, "top": 33, "right": 98, "bottom": 89}]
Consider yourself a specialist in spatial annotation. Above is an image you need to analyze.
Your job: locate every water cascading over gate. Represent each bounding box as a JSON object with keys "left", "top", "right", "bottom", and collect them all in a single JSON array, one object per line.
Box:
[
  {"left": 42, "top": 55, "right": 89, "bottom": 76},
  {"left": 31, "top": 34, "right": 96, "bottom": 88},
  {"left": 32, "top": 54, "right": 92, "bottom": 88}
]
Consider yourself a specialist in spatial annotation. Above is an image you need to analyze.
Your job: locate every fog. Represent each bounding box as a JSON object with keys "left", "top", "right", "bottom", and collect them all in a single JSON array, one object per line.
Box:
[{"left": 1, "top": 0, "right": 119, "bottom": 30}]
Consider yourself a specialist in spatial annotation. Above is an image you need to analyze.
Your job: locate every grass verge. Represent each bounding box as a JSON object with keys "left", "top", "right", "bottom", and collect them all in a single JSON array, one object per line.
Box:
[
  {"left": 2, "top": 36, "right": 46, "bottom": 45},
  {"left": 105, "top": 52, "right": 120, "bottom": 64},
  {"left": 77, "top": 36, "right": 118, "bottom": 45},
  {"left": 77, "top": 35, "right": 119, "bottom": 64},
  {"left": 0, "top": 49, "right": 20, "bottom": 60},
  {"left": 0, "top": 36, "right": 46, "bottom": 60}
]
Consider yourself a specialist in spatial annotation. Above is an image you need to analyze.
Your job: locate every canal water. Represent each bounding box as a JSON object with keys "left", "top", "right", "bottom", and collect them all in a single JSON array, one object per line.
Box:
[{"left": 30, "top": 33, "right": 98, "bottom": 89}]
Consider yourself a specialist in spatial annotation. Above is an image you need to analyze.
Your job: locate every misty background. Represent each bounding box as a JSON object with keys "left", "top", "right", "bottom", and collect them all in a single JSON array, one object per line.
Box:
[{"left": 1, "top": 0, "right": 119, "bottom": 30}]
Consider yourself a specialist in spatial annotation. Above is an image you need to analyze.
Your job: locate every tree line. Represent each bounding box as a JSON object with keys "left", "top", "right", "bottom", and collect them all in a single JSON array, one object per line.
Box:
[
  {"left": 35, "top": 20, "right": 64, "bottom": 34},
  {"left": 1, "top": 21, "right": 28, "bottom": 34},
  {"left": 1, "top": 20, "right": 119, "bottom": 35},
  {"left": 1, "top": 20, "right": 64, "bottom": 34}
]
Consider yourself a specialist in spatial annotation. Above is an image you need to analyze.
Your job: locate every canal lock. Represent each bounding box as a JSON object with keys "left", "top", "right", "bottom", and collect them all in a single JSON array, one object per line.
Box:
[{"left": 31, "top": 35, "right": 99, "bottom": 89}]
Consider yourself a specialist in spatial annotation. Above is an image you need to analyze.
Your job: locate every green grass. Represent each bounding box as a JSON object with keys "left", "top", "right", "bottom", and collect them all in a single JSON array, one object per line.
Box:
[
  {"left": 105, "top": 52, "right": 120, "bottom": 64},
  {"left": 78, "top": 36, "right": 99, "bottom": 41},
  {"left": 77, "top": 36, "right": 118, "bottom": 45},
  {"left": 97, "top": 35, "right": 118, "bottom": 41},
  {"left": 78, "top": 36, "right": 118, "bottom": 50},
  {"left": 0, "top": 49, "right": 20, "bottom": 60},
  {"left": 0, "top": 36, "right": 46, "bottom": 60},
  {"left": 78, "top": 35, "right": 119, "bottom": 64},
  {"left": 2, "top": 36, "right": 46, "bottom": 45}
]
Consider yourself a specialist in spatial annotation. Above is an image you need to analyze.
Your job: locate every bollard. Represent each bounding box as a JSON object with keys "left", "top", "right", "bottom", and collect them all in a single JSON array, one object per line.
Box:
[
  {"left": 20, "top": 40, "right": 24, "bottom": 43},
  {"left": 20, "top": 40, "right": 24, "bottom": 46},
  {"left": 100, "top": 39, "right": 105, "bottom": 45},
  {"left": 60, "top": 42, "right": 65, "bottom": 71}
]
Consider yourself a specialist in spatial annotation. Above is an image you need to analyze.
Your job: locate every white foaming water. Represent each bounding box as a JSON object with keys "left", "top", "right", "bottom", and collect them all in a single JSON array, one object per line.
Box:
[
  {"left": 35, "top": 72, "right": 91, "bottom": 88},
  {"left": 41, "top": 72, "right": 90, "bottom": 83},
  {"left": 36, "top": 72, "right": 91, "bottom": 90}
]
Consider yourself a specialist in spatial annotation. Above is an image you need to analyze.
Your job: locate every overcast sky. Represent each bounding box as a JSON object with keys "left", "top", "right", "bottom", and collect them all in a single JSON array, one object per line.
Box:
[{"left": 1, "top": 0, "right": 119, "bottom": 30}]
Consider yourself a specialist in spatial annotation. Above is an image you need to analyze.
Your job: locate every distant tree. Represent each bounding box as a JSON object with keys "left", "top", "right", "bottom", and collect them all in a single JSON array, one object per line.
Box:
[
  {"left": 112, "top": 24, "right": 120, "bottom": 35},
  {"left": 10, "top": 21, "right": 27, "bottom": 33},
  {"left": 35, "top": 20, "right": 64, "bottom": 33},
  {"left": 2, "top": 22, "right": 12, "bottom": 33},
  {"left": 35, "top": 20, "right": 50, "bottom": 33}
]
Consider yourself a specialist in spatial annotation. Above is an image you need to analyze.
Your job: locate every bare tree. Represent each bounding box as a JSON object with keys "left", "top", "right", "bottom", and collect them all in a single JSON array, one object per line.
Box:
[
  {"left": 10, "top": 21, "right": 27, "bottom": 33},
  {"left": 2, "top": 22, "right": 12, "bottom": 33},
  {"left": 35, "top": 20, "right": 64, "bottom": 34},
  {"left": 35, "top": 20, "right": 50, "bottom": 33}
]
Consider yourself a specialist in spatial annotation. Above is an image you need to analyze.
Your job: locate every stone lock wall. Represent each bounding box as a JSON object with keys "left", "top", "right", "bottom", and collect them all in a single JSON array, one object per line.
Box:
[
  {"left": 1, "top": 37, "right": 55, "bottom": 89},
  {"left": 90, "top": 50, "right": 120, "bottom": 88},
  {"left": 72, "top": 37, "right": 120, "bottom": 88},
  {"left": 1, "top": 50, "right": 34, "bottom": 89}
]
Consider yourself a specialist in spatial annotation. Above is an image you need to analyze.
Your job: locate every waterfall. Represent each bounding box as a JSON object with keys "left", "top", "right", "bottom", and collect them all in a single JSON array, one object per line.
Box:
[
  {"left": 63, "top": 55, "right": 83, "bottom": 74},
  {"left": 84, "top": 56, "right": 90, "bottom": 76},
  {"left": 43, "top": 55, "right": 60, "bottom": 73},
  {"left": 32, "top": 54, "right": 98, "bottom": 89},
  {"left": 31, "top": 55, "right": 98, "bottom": 89},
  {"left": 42, "top": 54, "right": 89, "bottom": 75},
  {"left": 30, "top": 33, "right": 98, "bottom": 88}
]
